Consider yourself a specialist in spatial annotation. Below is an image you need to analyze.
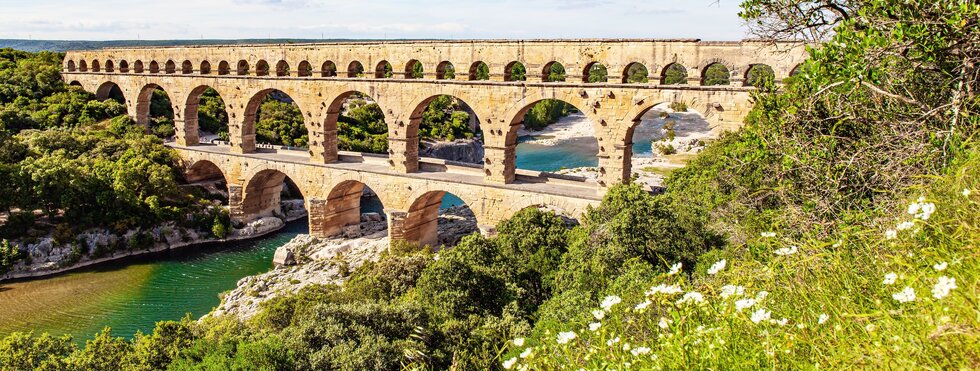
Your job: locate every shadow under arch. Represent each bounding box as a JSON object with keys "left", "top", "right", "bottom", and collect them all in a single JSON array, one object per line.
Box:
[
  {"left": 185, "top": 159, "right": 227, "bottom": 184},
  {"left": 314, "top": 180, "right": 388, "bottom": 238},
  {"left": 95, "top": 81, "right": 126, "bottom": 104},
  {"left": 240, "top": 168, "right": 306, "bottom": 222},
  {"left": 400, "top": 190, "right": 478, "bottom": 247}
]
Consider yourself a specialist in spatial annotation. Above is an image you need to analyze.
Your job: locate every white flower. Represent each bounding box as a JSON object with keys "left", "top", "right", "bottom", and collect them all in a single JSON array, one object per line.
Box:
[
  {"left": 630, "top": 347, "right": 651, "bottom": 356},
  {"left": 707, "top": 259, "right": 727, "bottom": 275},
  {"left": 933, "top": 261, "right": 948, "bottom": 271},
  {"left": 908, "top": 198, "right": 937, "bottom": 220},
  {"left": 634, "top": 300, "right": 652, "bottom": 311},
  {"left": 932, "top": 276, "right": 957, "bottom": 300},
  {"left": 592, "top": 309, "right": 605, "bottom": 320},
  {"left": 646, "top": 284, "right": 683, "bottom": 296},
  {"left": 896, "top": 221, "right": 915, "bottom": 231},
  {"left": 600, "top": 295, "right": 622, "bottom": 311},
  {"left": 760, "top": 231, "right": 777, "bottom": 238},
  {"left": 774, "top": 245, "right": 798, "bottom": 256},
  {"left": 658, "top": 317, "right": 671, "bottom": 329},
  {"left": 676, "top": 291, "right": 705, "bottom": 305},
  {"left": 892, "top": 286, "right": 916, "bottom": 303},
  {"left": 818, "top": 313, "right": 829, "bottom": 324},
  {"left": 720, "top": 285, "right": 745, "bottom": 298},
  {"left": 502, "top": 357, "right": 517, "bottom": 369},
  {"left": 512, "top": 338, "right": 525, "bottom": 347},
  {"left": 734, "top": 298, "right": 757, "bottom": 312},
  {"left": 885, "top": 229, "right": 898, "bottom": 240},
  {"left": 962, "top": 188, "right": 971, "bottom": 197},
  {"left": 755, "top": 291, "right": 769, "bottom": 301},
  {"left": 668, "top": 262, "right": 682, "bottom": 275},
  {"left": 606, "top": 336, "right": 620, "bottom": 346},
  {"left": 622, "top": 343, "right": 631, "bottom": 351},
  {"left": 882, "top": 272, "right": 898, "bottom": 285},
  {"left": 750, "top": 308, "right": 772, "bottom": 324},
  {"left": 556, "top": 331, "right": 577, "bottom": 344},
  {"left": 520, "top": 348, "right": 532, "bottom": 358},
  {"left": 772, "top": 318, "right": 789, "bottom": 327},
  {"left": 589, "top": 322, "right": 602, "bottom": 332}
]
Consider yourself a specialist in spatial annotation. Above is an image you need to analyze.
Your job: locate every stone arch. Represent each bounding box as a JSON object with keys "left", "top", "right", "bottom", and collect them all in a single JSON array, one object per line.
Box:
[
  {"left": 297, "top": 61, "right": 312, "bottom": 77},
  {"left": 91, "top": 60, "right": 101, "bottom": 72},
  {"left": 240, "top": 88, "right": 308, "bottom": 153},
  {"left": 218, "top": 61, "right": 230, "bottom": 75},
  {"left": 276, "top": 60, "right": 290, "bottom": 77},
  {"left": 504, "top": 61, "right": 526, "bottom": 81},
  {"left": 542, "top": 61, "right": 567, "bottom": 82},
  {"left": 135, "top": 83, "right": 167, "bottom": 127},
  {"left": 320, "top": 90, "right": 387, "bottom": 161},
  {"left": 617, "top": 97, "right": 716, "bottom": 185},
  {"left": 95, "top": 81, "right": 126, "bottom": 104},
  {"left": 256, "top": 60, "right": 270, "bottom": 76},
  {"left": 744, "top": 63, "right": 775, "bottom": 87},
  {"left": 240, "top": 168, "right": 306, "bottom": 222},
  {"left": 149, "top": 61, "right": 159, "bottom": 73},
  {"left": 399, "top": 189, "right": 478, "bottom": 247},
  {"left": 700, "top": 62, "right": 731, "bottom": 86},
  {"left": 312, "top": 180, "right": 385, "bottom": 237},
  {"left": 200, "top": 60, "right": 212, "bottom": 75},
  {"left": 104, "top": 60, "right": 114, "bottom": 73},
  {"left": 237, "top": 60, "right": 249, "bottom": 75},
  {"left": 119, "top": 60, "right": 129, "bottom": 73},
  {"left": 405, "top": 93, "right": 485, "bottom": 170},
  {"left": 165, "top": 60, "right": 176, "bottom": 74},
  {"left": 436, "top": 61, "right": 455, "bottom": 80},
  {"left": 623, "top": 62, "right": 649, "bottom": 83},
  {"left": 789, "top": 63, "right": 803, "bottom": 77},
  {"left": 182, "top": 60, "right": 193, "bottom": 74},
  {"left": 185, "top": 159, "right": 227, "bottom": 184},
  {"left": 375, "top": 60, "right": 393, "bottom": 78},
  {"left": 405, "top": 59, "right": 423, "bottom": 79},
  {"left": 660, "top": 63, "right": 688, "bottom": 85},
  {"left": 66, "top": 60, "right": 76, "bottom": 72},
  {"left": 183, "top": 85, "right": 230, "bottom": 147},
  {"left": 583, "top": 62, "right": 608, "bottom": 83},
  {"left": 469, "top": 61, "right": 489, "bottom": 81},
  {"left": 134, "top": 60, "right": 144, "bottom": 73},
  {"left": 322, "top": 61, "right": 338, "bottom": 77},
  {"left": 347, "top": 61, "right": 364, "bottom": 77},
  {"left": 68, "top": 81, "right": 83, "bottom": 88},
  {"left": 79, "top": 60, "right": 88, "bottom": 72}
]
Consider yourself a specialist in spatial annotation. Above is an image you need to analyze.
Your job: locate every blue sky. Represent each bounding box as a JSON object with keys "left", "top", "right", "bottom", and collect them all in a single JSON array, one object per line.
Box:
[{"left": 0, "top": 0, "right": 749, "bottom": 41}]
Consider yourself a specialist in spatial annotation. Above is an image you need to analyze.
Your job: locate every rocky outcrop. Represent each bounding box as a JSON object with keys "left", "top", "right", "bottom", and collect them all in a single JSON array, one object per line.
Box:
[{"left": 420, "top": 139, "right": 485, "bottom": 164}]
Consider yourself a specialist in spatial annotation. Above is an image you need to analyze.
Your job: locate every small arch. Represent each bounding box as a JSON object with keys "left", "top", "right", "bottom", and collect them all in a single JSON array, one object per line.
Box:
[
  {"left": 119, "top": 60, "right": 129, "bottom": 73},
  {"left": 623, "top": 62, "right": 649, "bottom": 83},
  {"left": 402, "top": 190, "right": 478, "bottom": 247},
  {"left": 297, "top": 61, "right": 312, "bottom": 77},
  {"left": 744, "top": 64, "right": 775, "bottom": 87},
  {"left": 542, "top": 61, "right": 566, "bottom": 82},
  {"left": 165, "top": 60, "right": 176, "bottom": 74},
  {"left": 95, "top": 81, "right": 126, "bottom": 104},
  {"left": 133, "top": 60, "right": 144, "bottom": 73},
  {"left": 185, "top": 160, "right": 227, "bottom": 184},
  {"left": 405, "top": 59, "right": 423, "bottom": 79},
  {"left": 505, "top": 61, "right": 526, "bottom": 81},
  {"left": 182, "top": 60, "right": 193, "bottom": 74},
  {"left": 701, "top": 63, "right": 730, "bottom": 86},
  {"left": 66, "top": 60, "right": 77, "bottom": 72},
  {"left": 185, "top": 85, "right": 229, "bottom": 146},
  {"left": 237, "top": 60, "right": 250, "bottom": 75},
  {"left": 79, "top": 60, "right": 88, "bottom": 72},
  {"left": 316, "top": 180, "right": 387, "bottom": 237},
  {"left": 436, "top": 61, "right": 455, "bottom": 80},
  {"left": 218, "top": 61, "right": 230, "bottom": 75},
  {"left": 68, "top": 81, "right": 83, "bottom": 88},
  {"left": 375, "top": 60, "right": 393, "bottom": 78},
  {"left": 241, "top": 169, "right": 306, "bottom": 222},
  {"left": 91, "top": 60, "right": 101, "bottom": 72},
  {"left": 256, "top": 60, "right": 270, "bottom": 76},
  {"left": 661, "top": 63, "right": 688, "bottom": 85},
  {"left": 321, "top": 61, "right": 338, "bottom": 77},
  {"left": 347, "top": 61, "right": 364, "bottom": 77},
  {"left": 469, "top": 61, "right": 489, "bottom": 81},
  {"left": 200, "top": 61, "right": 212, "bottom": 75},
  {"left": 276, "top": 60, "right": 290, "bottom": 77},
  {"left": 104, "top": 60, "right": 114, "bottom": 73},
  {"left": 149, "top": 61, "right": 159, "bottom": 74},
  {"left": 583, "top": 62, "right": 608, "bottom": 83}
]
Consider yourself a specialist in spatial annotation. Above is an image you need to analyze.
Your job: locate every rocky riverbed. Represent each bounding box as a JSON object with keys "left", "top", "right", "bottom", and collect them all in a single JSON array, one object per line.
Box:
[{"left": 211, "top": 206, "right": 478, "bottom": 320}]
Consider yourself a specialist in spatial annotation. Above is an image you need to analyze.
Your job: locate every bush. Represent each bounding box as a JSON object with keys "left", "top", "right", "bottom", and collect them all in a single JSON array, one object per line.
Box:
[{"left": 669, "top": 101, "right": 688, "bottom": 112}]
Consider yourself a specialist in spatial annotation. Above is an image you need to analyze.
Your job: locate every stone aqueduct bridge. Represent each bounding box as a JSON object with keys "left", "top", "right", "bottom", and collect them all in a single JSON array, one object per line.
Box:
[{"left": 63, "top": 39, "right": 807, "bottom": 246}]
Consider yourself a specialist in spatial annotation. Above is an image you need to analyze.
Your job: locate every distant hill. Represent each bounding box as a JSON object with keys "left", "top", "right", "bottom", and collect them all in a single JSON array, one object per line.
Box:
[{"left": 0, "top": 39, "right": 372, "bottom": 52}]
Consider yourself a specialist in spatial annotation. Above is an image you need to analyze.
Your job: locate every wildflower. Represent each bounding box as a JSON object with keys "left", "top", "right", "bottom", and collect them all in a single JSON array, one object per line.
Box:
[
  {"left": 512, "top": 338, "right": 525, "bottom": 347},
  {"left": 502, "top": 357, "right": 517, "bottom": 369},
  {"left": 885, "top": 229, "right": 897, "bottom": 240},
  {"left": 832, "top": 239, "right": 843, "bottom": 248},
  {"left": 520, "top": 348, "right": 532, "bottom": 359},
  {"left": 896, "top": 221, "right": 914, "bottom": 231},
  {"left": 882, "top": 272, "right": 898, "bottom": 285},
  {"left": 589, "top": 322, "right": 601, "bottom": 332},
  {"left": 707, "top": 259, "right": 727, "bottom": 275},
  {"left": 734, "top": 298, "right": 756, "bottom": 312},
  {"left": 622, "top": 343, "right": 631, "bottom": 351},
  {"left": 908, "top": 197, "right": 937, "bottom": 220},
  {"left": 668, "top": 262, "right": 682, "bottom": 275},
  {"left": 607, "top": 336, "right": 620, "bottom": 346},
  {"left": 600, "top": 295, "right": 622, "bottom": 311},
  {"left": 932, "top": 276, "right": 957, "bottom": 300},
  {"left": 676, "top": 291, "right": 705, "bottom": 305},
  {"left": 631, "top": 347, "right": 651, "bottom": 356},
  {"left": 755, "top": 291, "right": 769, "bottom": 301},
  {"left": 433, "top": 254, "right": 440, "bottom": 261},
  {"left": 963, "top": 188, "right": 971, "bottom": 197},
  {"left": 865, "top": 323, "right": 877, "bottom": 333},
  {"left": 720, "top": 285, "right": 745, "bottom": 298},
  {"left": 592, "top": 309, "right": 605, "bottom": 320},
  {"left": 750, "top": 308, "right": 772, "bottom": 324},
  {"left": 772, "top": 318, "right": 789, "bottom": 326},
  {"left": 646, "top": 284, "right": 683, "bottom": 296},
  {"left": 658, "top": 317, "right": 671, "bottom": 329},
  {"left": 818, "top": 313, "right": 829, "bottom": 324},
  {"left": 933, "top": 261, "right": 948, "bottom": 271},
  {"left": 774, "top": 245, "right": 798, "bottom": 256},
  {"left": 634, "top": 300, "right": 652, "bottom": 311},
  {"left": 556, "top": 331, "right": 577, "bottom": 344},
  {"left": 760, "top": 231, "right": 777, "bottom": 238},
  {"left": 892, "top": 286, "right": 916, "bottom": 303}
]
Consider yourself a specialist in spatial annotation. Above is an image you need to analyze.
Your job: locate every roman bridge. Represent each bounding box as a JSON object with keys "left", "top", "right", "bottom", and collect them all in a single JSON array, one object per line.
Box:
[{"left": 63, "top": 39, "right": 807, "bottom": 246}]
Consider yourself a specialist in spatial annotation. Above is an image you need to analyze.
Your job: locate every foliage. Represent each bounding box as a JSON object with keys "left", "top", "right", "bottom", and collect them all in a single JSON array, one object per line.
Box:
[
  {"left": 0, "top": 239, "right": 24, "bottom": 274},
  {"left": 522, "top": 99, "right": 572, "bottom": 131},
  {"left": 418, "top": 95, "right": 476, "bottom": 142},
  {"left": 255, "top": 97, "right": 308, "bottom": 147},
  {"left": 625, "top": 63, "right": 649, "bottom": 83},
  {"left": 587, "top": 64, "right": 608, "bottom": 83},
  {"left": 196, "top": 87, "right": 228, "bottom": 135},
  {"left": 472, "top": 63, "right": 490, "bottom": 81},
  {"left": 508, "top": 63, "right": 526, "bottom": 81},
  {"left": 702, "top": 64, "right": 731, "bottom": 86},
  {"left": 662, "top": 64, "right": 688, "bottom": 85},
  {"left": 545, "top": 63, "right": 566, "bottom": 82},
  {"left": 338, "top": 99, "right": 388, "bottom": 153}
]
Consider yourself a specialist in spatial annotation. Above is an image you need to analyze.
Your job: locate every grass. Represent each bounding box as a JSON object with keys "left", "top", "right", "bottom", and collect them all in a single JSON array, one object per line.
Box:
[{"left": 503, "top": 152, "right": 980, "bottom": 369}]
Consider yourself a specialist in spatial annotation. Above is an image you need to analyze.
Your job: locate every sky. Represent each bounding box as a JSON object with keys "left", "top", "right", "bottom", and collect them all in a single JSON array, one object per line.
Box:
[{"left": 0, "top": 0, "right": 750, "bottom": 41}]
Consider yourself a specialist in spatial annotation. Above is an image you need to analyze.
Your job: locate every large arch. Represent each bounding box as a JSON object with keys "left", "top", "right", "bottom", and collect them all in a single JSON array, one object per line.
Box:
[
  {"left": 240, "top": 88, "right": 309, "bottom": 153},
  {"left": 185, "top": 159, "right": 227, "bottom": 184},
  {"left": 95, "top": 81, "right": 126, "bottom": 104},
  {"left": 135, "top": 83, "right": 166, "bottom": 127},
  {"left": 240, "top": 169, "right": 306, "bottom": 221},
  {"left": 618, "top": 99, "right": 714, "bottom": 187},
  {"left": 320, "top": 90, "right": 387, "bottom": 162},
  {"left": 312, "top": 180, "right": 387, "bottom": 238},
  {"left": 407, "top": 94, "right": 485, "bottom": 169},
  {"left": 399, "top": 190, "right": 478, "bottom": 247},
  {"left": 184, "top": 85, "right": 230, "bottom": 146}
]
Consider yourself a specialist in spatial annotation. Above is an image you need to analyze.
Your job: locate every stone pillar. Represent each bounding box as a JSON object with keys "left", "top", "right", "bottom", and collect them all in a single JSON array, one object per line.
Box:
[
  {"left": 388, "top": 136, "right": 419, "bottom": 173},
  {"left": 478, "top": 224, "right": 498, "bottom": 238},
  {"left": 227, "top": 183, "right": 246, "bottom": 225},
  {"left": 230, "top": 111, "right": 257, "bottom": 154},
  {"left": 307, "top": 198, "right": 330, "bottom": 238},
  {"left": 483, "top": 145, "right": 515, "bottom": 183},
  {"left": 386, "top": 209, "right": 409, "bottom": 246},
  {"left": 174, "top": 119, "right": 199, "bottom": 146},
  {"left": 598, "top": 143, "right": 631, "bottom": 189}
]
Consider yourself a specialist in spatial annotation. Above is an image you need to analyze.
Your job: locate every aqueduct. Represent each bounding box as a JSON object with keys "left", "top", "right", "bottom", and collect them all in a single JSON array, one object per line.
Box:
[{"left": 63, "top": 39, "right": 807, "bottom": 246}]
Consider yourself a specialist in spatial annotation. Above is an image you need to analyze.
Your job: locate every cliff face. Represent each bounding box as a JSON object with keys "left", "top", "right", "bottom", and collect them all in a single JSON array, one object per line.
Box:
[{"left": 419, "top": 139, "right": 485, "bottom": 164}]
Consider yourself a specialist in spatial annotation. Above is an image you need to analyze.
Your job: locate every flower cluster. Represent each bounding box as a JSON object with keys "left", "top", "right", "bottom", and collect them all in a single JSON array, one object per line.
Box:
[
  {"left": 907, "top": 196, "right": 937, "bottom": 220},
  {"left": 707, "top": 259, "right": 727, "bottom": 275}
]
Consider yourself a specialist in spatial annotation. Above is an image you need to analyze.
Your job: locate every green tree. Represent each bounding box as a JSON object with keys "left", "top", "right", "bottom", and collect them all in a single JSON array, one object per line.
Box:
[
  {"left": 662, "top": 64, "right": 688, "bottom": 85},
  {"left": 255, "top": 98, "right": 308, "bottom": 147},
  {"left": 702, "top": 64, "right": 731, "bottom": 85}
]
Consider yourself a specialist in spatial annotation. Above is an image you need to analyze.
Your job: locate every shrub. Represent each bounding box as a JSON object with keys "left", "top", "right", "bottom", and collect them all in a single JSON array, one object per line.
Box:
[{"left": 669, "top": 101, "right": 688, "bottom": 112}]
